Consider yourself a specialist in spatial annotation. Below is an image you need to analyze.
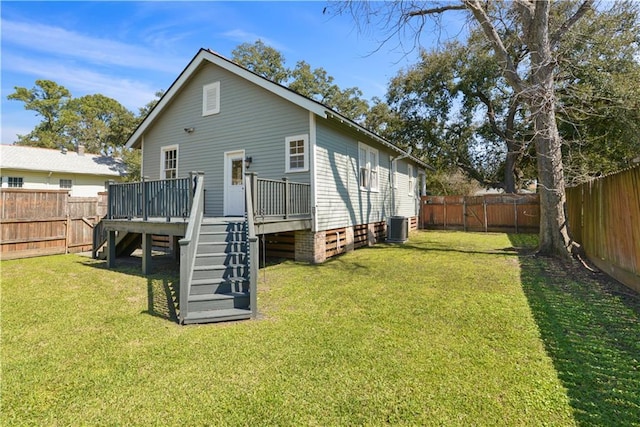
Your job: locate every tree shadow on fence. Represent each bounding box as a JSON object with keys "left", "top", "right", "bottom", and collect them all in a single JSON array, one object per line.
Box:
[{"left": 508, "top": 234, "right": 640, "bottom": 426}]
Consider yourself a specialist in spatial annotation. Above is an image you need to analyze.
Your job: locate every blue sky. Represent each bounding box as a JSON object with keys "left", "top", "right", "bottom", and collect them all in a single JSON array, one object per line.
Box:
[{"left": 1, "top": 1, "right": 467, "bottom": 145}]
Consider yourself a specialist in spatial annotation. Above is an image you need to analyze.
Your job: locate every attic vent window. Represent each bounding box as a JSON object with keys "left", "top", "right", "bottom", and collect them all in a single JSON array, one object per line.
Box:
[{"left": 203, "top": 81, "right": 220, "bottom": 116}]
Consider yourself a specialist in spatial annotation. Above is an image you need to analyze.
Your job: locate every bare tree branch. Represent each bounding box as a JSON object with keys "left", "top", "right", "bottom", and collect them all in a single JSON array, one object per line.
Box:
[
  {"left": 551, "top": 0, "right": 595, "bottom": 47},
  {"left": 462, "top": 0, "right": 526, "bottom": 94},
  {"left": 407, "top": 4, "right": 467, "bottom": 17}
]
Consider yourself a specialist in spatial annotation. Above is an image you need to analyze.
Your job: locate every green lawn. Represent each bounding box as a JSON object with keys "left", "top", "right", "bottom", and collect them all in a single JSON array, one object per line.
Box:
[{"left": 1, "top": 231, "right": 638, "bottom": 426}]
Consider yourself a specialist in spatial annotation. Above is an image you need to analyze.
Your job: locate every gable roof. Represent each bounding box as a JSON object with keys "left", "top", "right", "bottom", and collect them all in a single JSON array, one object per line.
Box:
[
  {"left": 126, "top": 48, "right": 431, "bottom": 170},
  {"left": 0, "top": 145, "right": 126, "bottom": 177}
]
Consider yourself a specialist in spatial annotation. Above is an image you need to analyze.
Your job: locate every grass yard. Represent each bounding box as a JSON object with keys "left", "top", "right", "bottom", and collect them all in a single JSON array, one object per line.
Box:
[{"left": 1, "top": 231, "right": 638, "bottom": 426}]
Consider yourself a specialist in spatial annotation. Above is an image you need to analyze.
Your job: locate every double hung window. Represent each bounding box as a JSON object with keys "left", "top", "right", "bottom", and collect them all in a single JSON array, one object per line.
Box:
[
  {"left": 161, "top": 145, "right": 178, "bottom": 179},
  {"left": 8, "top": 177, "right": 23, "bottom": 188},
  {"left": 285, "top": 135, "right": 309, "bottom": 173},
  {"left": 358, "top": 142, "right": 379, "bottom": 192}
]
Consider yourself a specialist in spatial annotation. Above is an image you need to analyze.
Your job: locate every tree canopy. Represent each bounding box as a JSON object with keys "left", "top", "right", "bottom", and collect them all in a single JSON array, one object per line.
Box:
[
  {"left": 8, "top": 80, "right": 138, "bottom": 156},
  {"left": 8, "top": 80, "right": 144, "bottom": 180},
  {"left": 231, "top": 40, "right": 369, "bottom": 122},
  {"left": 331, "top": 0, "right": 610, "bottom": 259},
  {"left": 374, "top": 1, "right": 640, "bottom": 192}
]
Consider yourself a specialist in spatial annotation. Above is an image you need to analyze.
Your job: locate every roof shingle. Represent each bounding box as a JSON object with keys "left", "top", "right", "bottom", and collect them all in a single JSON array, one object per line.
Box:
[{"left": 0, "top": 145, "right": 126, "bottom": 177}]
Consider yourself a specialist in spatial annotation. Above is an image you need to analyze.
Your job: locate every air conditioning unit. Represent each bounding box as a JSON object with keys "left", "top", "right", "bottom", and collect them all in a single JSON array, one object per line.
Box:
[{"left": 387, "top": 216, "right": 408, "bottom": 243}]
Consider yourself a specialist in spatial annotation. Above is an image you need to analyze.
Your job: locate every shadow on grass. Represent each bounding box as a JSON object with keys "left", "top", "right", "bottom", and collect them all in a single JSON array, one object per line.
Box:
[
  {"left": 146, "top": 276, "right": 179, "bottom": 322},
  {"left": 508, "top": 234, "right": 640, "bottom": 426},
  {"left": 80, "top": 254, "right": 180, "bottom": 323},
  {"left": 367, "top": 241, "right": 523, "bottom": 257}
]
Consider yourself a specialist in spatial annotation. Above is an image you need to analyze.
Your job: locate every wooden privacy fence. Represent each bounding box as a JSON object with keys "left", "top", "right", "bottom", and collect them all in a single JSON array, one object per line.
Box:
[
  {"left": 420, "top": 194, "right": 540, "bottom": 233},
  {"left": 0, "top": 189, "right": 106, "bottom": 260},
  {"left": 566, "top": 166, "right": 640, "bottom": 292}
]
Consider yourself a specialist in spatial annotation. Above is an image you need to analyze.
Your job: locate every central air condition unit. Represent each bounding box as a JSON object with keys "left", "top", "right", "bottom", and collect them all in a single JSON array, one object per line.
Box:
[{"left": 387, "top": 216, "right": 408, "bottom": 243}]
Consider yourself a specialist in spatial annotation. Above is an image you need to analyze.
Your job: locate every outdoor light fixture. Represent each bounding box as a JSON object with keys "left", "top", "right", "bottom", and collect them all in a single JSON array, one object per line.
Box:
[
  {"left": 184, "top": 127, "right": 195, "bottom": 133},
  {"left": 245, "top": 156, "right": 253, "bottom": 169}
]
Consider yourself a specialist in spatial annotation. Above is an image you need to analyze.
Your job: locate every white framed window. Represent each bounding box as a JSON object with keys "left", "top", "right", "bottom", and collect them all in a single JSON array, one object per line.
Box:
[
  {"left": 408, "top": 164, "right": 415, "bottom": 196},
  {"left": 60, "top": 179, "right": 73, "bottom": 189},
  {"left": 8, "top": 177, "right": 23, "bottom": 188},
  {"left": 161, "top": 145, "right": 178, "bottom": 179},
  {"left": 202, "top": 81, "right": 220, "bottom": 116},
  {"left": 358, "top": 142, "right": 379, "bottom": 192},
  {"left": 285, "top": 134, "right": 309, "bottom": 173}
]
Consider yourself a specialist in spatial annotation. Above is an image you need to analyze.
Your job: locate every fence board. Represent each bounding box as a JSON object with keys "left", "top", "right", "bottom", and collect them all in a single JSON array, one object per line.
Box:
[
  {"left": 566, "top": 166, "right": 640, "bottom": 292},
  {"left": 0, "top": 190, "right": 102, "bottom": 259},
  {"left": 421, "top": 194, "right": 539, "bottom": 233}
]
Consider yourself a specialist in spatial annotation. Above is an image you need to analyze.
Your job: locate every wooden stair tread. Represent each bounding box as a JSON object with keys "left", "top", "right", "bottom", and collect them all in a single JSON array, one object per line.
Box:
[
  {"left": 182, "top": 308, "right": 252, "bottom": 324},
  {"left": 193, "top": 264, "right": 245, "bottom": 271},
  {"left": 191, "top": 277, "right": 247, "bottom": 286},
  {"left": 188, "top": 292, "right": 248, "bottom": 302}
]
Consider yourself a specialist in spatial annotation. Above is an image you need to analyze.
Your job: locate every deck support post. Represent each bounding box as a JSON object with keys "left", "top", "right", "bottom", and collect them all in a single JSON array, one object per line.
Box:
[
  {"left": 142, "top": 232, "right": 153, "bottom": 275},
  {"left": 107, "top": 230, "right": 116, "bottom": 268}
]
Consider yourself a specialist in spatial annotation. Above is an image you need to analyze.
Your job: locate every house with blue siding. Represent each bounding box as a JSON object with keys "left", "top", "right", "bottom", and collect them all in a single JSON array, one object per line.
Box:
[{"left": 101, "top": 49, "right": 429, "bottom": 324}]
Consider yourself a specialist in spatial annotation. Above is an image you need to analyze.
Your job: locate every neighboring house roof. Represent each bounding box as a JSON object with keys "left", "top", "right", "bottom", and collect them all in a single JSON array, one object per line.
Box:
[
  {"left": 0, "top": 145, "right": 126, "bottom": 177},
  {"left": 126, "top": 48, "right": 432, "bottom": 170}
]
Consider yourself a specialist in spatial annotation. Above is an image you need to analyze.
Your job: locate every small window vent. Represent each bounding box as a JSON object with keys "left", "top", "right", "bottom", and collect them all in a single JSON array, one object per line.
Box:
[{"left": 203, "top": 81, "right": 220, "bottom": 116}]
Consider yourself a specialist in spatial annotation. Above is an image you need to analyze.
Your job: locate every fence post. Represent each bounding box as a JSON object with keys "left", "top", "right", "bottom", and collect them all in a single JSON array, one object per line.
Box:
[
  {"left": 463, "top": 198, "right": 467, "bottom": 232},
  {"left": 514, "top": 199, "right": 519, "bottom": 234},
  {"left": 483, "top": 198, "right": 488, "bottom": 232},
  {"left": 283, "top": 177, "right": 290, "bottom": 219},
  {"left": 443, "top": 198, "right": 447, "bottom": 230}
]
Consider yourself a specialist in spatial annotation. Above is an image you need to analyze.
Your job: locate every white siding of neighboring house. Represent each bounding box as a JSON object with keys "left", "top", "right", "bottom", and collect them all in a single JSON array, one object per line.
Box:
[{"left": 0, "top": 169, "right": 110, "bottom": 197}]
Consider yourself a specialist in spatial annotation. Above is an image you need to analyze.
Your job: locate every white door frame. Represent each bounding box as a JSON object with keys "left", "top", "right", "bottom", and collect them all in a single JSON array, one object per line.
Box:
[{"left": 223, "top": 149, "right": 245, "bottom": 216}]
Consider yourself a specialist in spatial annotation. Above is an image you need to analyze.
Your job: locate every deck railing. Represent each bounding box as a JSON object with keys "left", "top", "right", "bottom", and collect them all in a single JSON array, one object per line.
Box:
[
  {"left": 178, "top": 172, "right": 205, "bottom": 325},
  {"left": 107, "top": 174, "right": 311, "bottom": 221},
  {"left": 107, "top": 176, "right": 192, "bottom": 221},
  {"left": 251, "top": 175, "right": 311, "bottom": 219},
  {"left": 244, "top": 174, "right": 259, "bottom": 319}
]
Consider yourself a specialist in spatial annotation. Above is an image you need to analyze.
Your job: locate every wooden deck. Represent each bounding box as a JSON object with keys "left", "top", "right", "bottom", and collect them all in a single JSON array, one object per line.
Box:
[{"left": 101, "top": 214, "right": 311, "bottom": 236}]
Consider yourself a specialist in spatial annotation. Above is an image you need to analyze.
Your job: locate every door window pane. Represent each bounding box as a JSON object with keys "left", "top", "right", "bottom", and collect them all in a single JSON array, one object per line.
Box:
[{"left": 231, "top": 158, "right": 243, "bottom": 185}]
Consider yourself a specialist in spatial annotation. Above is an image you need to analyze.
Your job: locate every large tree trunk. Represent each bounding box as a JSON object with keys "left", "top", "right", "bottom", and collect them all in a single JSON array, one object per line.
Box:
[
  {"left": 528, "top": 1, "right": 578, "bottom": 259},
  {"left": 503, "top": 142, "right": 518, "bottom": 194},
  {"left": 531, "top": 92, "right": 574, "bottom": 258}
]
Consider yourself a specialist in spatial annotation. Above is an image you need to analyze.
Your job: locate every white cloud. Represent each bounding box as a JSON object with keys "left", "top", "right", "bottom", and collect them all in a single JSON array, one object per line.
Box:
[
  {"left": 1, "top": 18, "right": 183, "bottom": 74},
  {"left": 3, "top": 53, "right": 159, "bottom": 111}
]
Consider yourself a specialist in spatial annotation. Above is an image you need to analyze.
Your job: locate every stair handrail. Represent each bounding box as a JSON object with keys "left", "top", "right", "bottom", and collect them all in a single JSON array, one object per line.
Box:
[
  {"left": 178, "top": 171, "right": 205, "bottom": 324},
  {"left": 92, "top": 218, "right": 107, "bottom": 259},
  {"left": 245, "top": 172, "right": 259, "bottom": 319}
]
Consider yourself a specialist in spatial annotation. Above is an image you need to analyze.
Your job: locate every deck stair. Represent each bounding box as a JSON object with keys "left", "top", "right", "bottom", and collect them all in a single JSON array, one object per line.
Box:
[
  {"left": 96, "top": 231, "right": 141, "bottom": 260},
  {"left": 181, "top": 218, "right": 251, "bottom": 324}
]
